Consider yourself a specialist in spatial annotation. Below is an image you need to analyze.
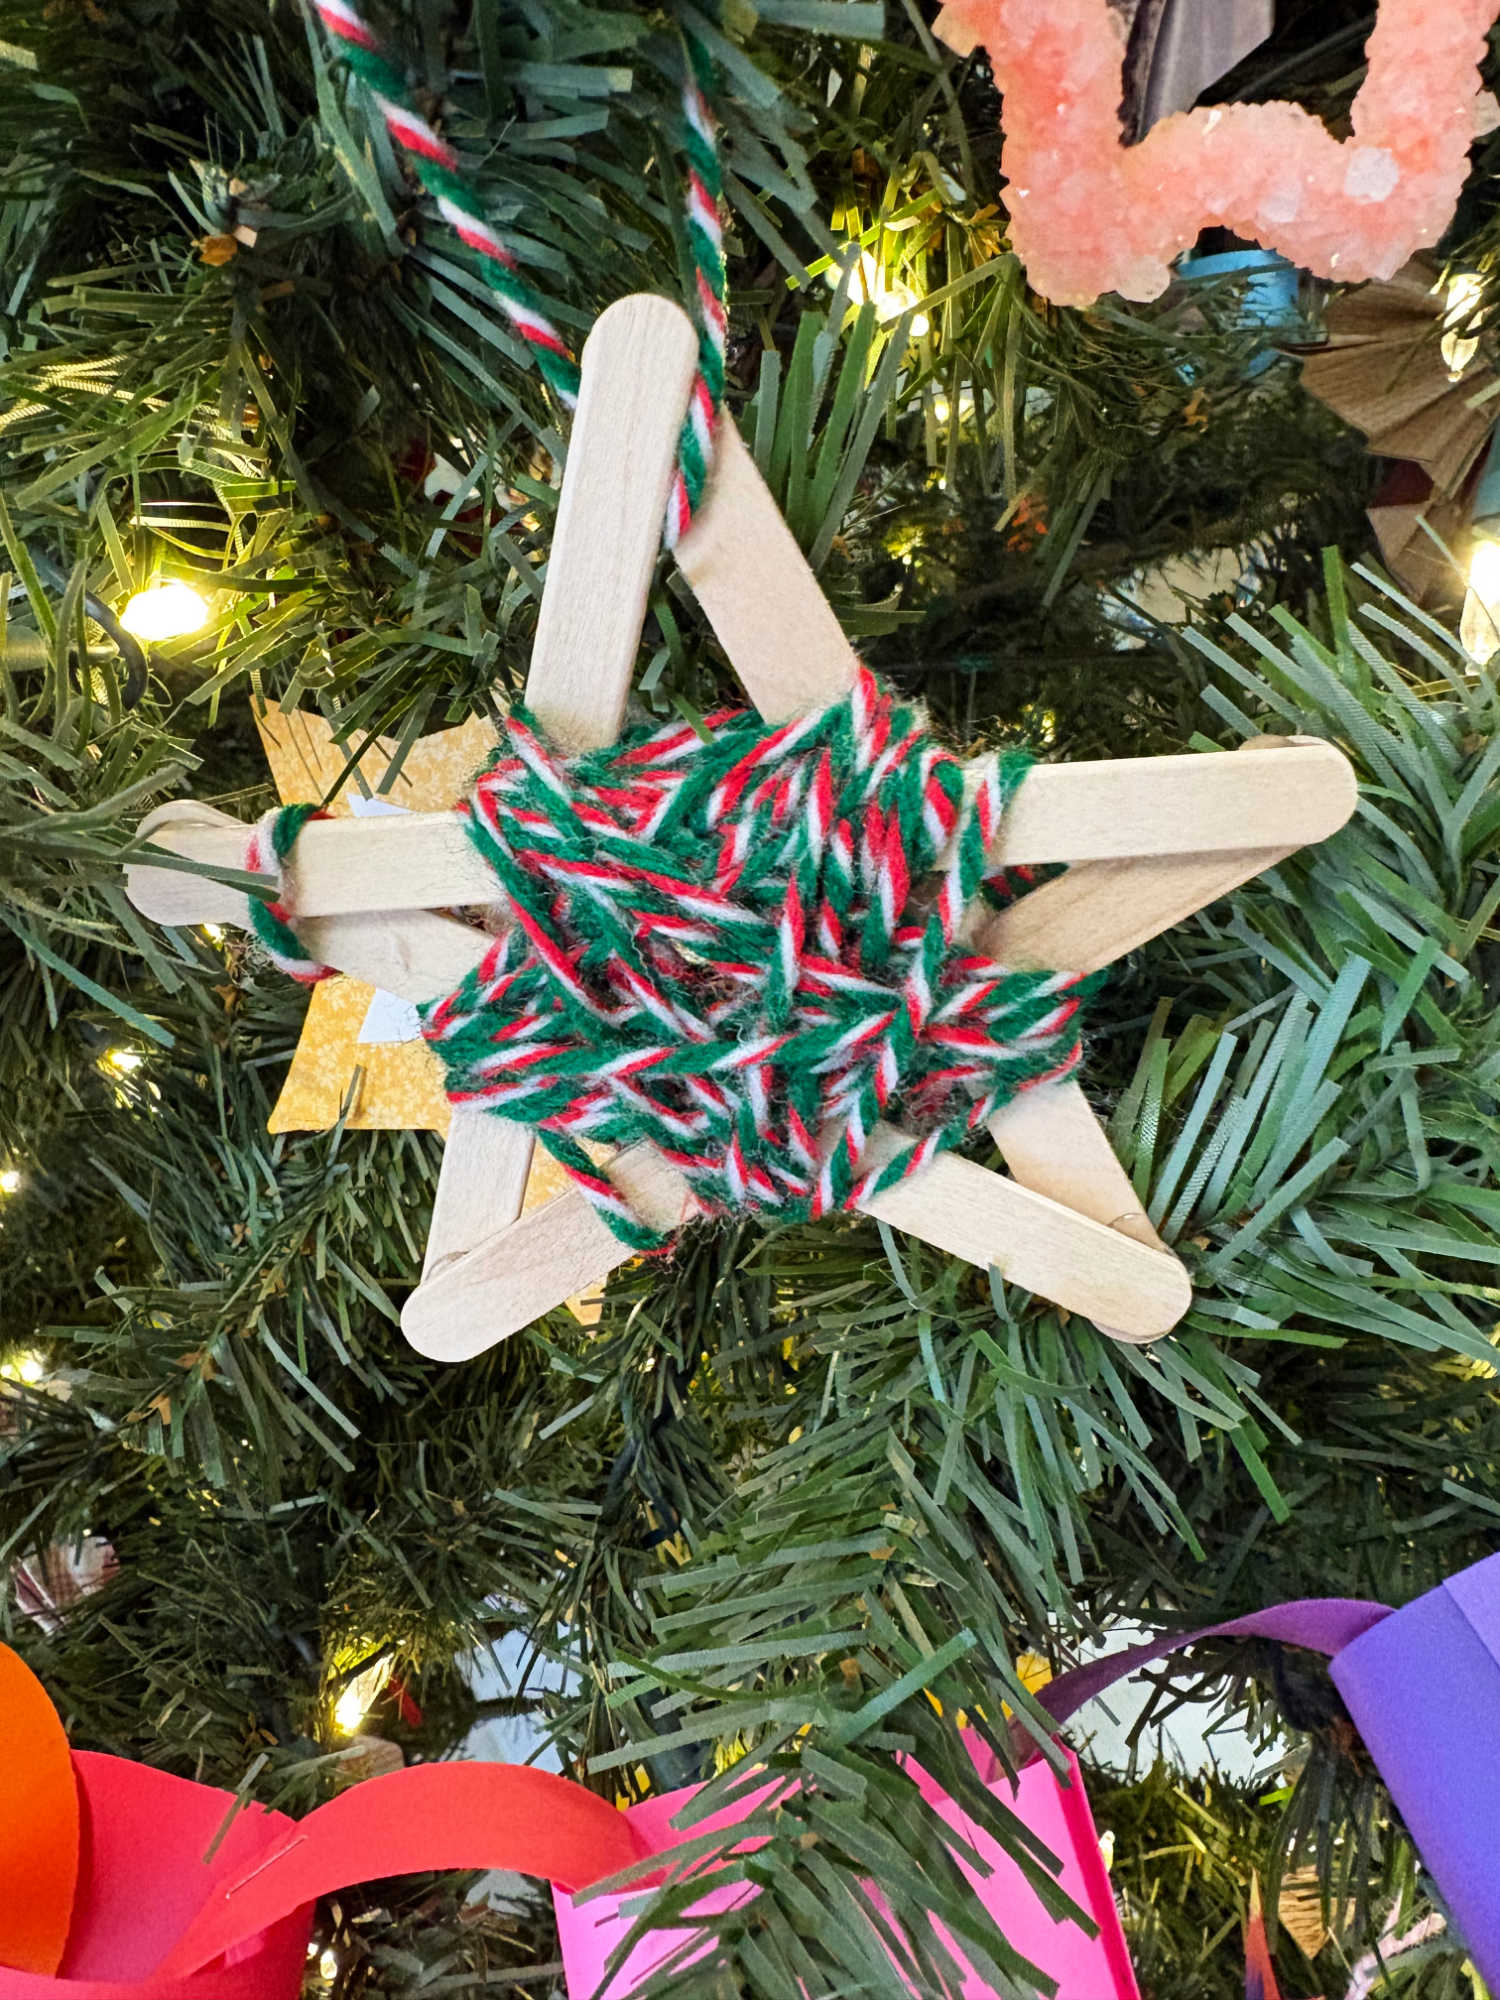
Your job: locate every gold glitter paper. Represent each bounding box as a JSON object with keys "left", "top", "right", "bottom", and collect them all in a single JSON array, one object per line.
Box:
[
  {"left": 256, "top": 702, "right": 496, "bottom": 1136},
  {"left": 254, "top": 702, "right": 601, "bottom": 1323}
]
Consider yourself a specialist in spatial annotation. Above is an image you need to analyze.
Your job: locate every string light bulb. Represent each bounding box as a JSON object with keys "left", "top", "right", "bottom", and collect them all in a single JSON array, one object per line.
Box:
[
  {"left": 1441, "top": 271, "right": 1485, "bottom": 381},
  {"left": 331, "top": 1653, "right": 394, "bottom": 1736},
  {"left": 332, "top": 1685, "right": 369, "bottom": 1735},
  {"left": 102, "top": 1047, "right": 144, "bottom": 1075},
  {"left": 826, "top": 248, "right": 930, "bottom": 338},
  {"left": 1461, "top": 534, "right": 1500, "bottom": 668},
  {"left": 118, "top": 579, "right": 209, "bottom": 643},
  {"left": 930, "top": 391, "right": 974, "bottom": 428},
  {"left": 0, "top": 1167, "right": 20, "bottom": 1196},
  {"left": 2, "top": 1351, "right": 46, "bottom": 1385}
]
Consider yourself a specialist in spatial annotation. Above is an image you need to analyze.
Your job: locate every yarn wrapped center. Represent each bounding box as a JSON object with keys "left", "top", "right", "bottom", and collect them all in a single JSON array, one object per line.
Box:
[{"left": 418, "top": 669, "right": 1094, "bottom": 1252}]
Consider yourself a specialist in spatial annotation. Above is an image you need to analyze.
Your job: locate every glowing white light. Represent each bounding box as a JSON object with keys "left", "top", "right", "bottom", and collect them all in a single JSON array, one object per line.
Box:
[
  {"left": 318, "top": 1948, "right": 339, "bottom": 1981},
  {"left": 0, "top": 1167, "right": 20, "bottom": 1196},
  {"left": 103, "top": 1047, "right": 144, "bottom": 1075},
  {"left": 332, "top": 1685, "right": 368, "bottom": 1735},
  {"left": 1461, "top": 534, "right": 1500, "bottom": 668},
  {"left": 1442, "top": 271, "right": 1484, "bottom": 380},
  {"left": 331, "top": 1653, "right": 393, "bottom": 1737},
  {"left": 2, "top": 1351, "right": 46, "bottom": 1385},
  {"left": 826, "top": 248, "right": 930, "bottom": 338},
  {"left": 119, "top": 580, "right": 208, "bottom": 642},
  {"left": 930, "top": 391, "right": 974, "bottom": 428}
]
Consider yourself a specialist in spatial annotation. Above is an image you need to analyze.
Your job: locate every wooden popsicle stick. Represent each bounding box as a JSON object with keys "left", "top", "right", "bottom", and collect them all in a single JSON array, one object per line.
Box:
[
  {"left": 523, "top": 296, "right": 699, "bottom": 750},
  {"left": 128, "top": 806, "right": 1304, "bottom": 1026},
  {"left": 425, "top": 1109, "right": 534, "bottom": 1285},
  {"left": 676, "top": 420, "right": 858, "bottom": 717},
  {"left": 126, "top": 801, "right": 268, "bottom": 927},
  {"left": 122, "top": 742, "right": 1354, "bottom": 925},
  {"left": 986, "top": 1080, "right": 1165, "bottom": 1344},
  {"left": 126, "top": 804, "right": 490, "bottom": 999},
  {"left": 403, "top": 1144, "right": 685, "bottom": 1361},
  {"left": 424, "top": 295, "right": 700, "bottom": 1279},
  {"left": 974, "top": 844, "right": 1301, "bottom": 973},
  {"left": 988, "top": 1081, "right": 1162, "bottom": 1250},
  {"left": 402, "top": 1115, "right": 1193, "bottom": 1359},
  {"left": 854, "top": 1140, "right": 1188, "bottom": 1331}
]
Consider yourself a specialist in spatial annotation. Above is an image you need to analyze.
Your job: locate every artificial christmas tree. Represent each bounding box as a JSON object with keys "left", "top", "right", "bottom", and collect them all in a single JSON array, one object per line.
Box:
[{"left": 2, "top": 1, "right": 1498, "bottom": 1995}]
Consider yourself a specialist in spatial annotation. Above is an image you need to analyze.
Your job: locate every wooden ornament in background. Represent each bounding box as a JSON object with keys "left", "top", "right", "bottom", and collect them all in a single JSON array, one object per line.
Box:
[
  {"left": 1300, "top": 259, "right": 1497, "bottom": 606},
  {"left": 1300, "top": 262, "right": 1497, "bottom": 494}
]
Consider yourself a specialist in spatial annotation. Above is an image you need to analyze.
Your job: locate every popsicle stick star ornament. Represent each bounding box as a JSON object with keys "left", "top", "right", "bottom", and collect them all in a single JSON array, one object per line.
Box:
[{"left": 126, "top": 295, "right": 1357, "bottom": 1363}]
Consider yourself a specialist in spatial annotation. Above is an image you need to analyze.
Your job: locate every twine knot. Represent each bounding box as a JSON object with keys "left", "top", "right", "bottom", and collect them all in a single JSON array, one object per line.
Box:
[{"left": 419, "top": 669, "right": 1094, "bottom": 1252}]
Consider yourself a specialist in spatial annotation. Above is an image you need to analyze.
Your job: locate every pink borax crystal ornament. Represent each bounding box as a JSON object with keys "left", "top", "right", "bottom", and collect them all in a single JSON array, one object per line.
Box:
[{"left": 935, "top": 0, "right": 1500, "bottom": 306}]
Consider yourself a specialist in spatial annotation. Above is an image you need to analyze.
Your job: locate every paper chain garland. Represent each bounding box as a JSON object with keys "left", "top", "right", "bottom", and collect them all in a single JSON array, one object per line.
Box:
[
  {"left": 936, "top": 0, "right": 1500, "bottom": 308},
  {"left": 312, "top": 0, "right": 727, "bottom": 544},
  {"left": 246, "top": 669, "right": 1093, "bottom": 1251},
  {"left": 6, "top": 1552, "right": 1500, "bottom": 1995}
]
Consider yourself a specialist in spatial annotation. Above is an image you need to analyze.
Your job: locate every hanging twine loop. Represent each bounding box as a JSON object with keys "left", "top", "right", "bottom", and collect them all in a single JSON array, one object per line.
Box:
[
  {"left": 413, "top": 669, "right": 1096, "bottom": 1252},
  {"left": 312, "top": 0, "right": 728, "bottom": 546}
]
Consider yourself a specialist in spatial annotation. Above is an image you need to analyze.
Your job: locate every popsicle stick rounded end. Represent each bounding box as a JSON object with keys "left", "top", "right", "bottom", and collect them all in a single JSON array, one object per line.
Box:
[
  {"left": 401, "top": 1180, "right": 633, "bottom": 1362},
  {"left": 400, "top": 1283, "right": 517, "bottom": 1363},
  {"left": 126, "top": 801, "right": 249, "bottom": 923},
  {"left": 1238, "top": 736, "right": 1360, "bottom": 843},
  {"left": 583, "top": 290, "right": 696, "bottom": 363},
  {"left": 1089, "top": 1245, "right": 1193, "bottom": 1345}
]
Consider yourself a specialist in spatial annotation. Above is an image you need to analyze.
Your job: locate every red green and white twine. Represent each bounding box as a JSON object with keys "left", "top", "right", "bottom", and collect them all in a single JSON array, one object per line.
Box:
[
  {"left": 245, "top": 804, "right": 336, "bottom": 987},
  {"left": 311, "top": 0, "right": 727, "bottom": 546},
  {"left": 409, "top": 669, "right": 1095, "bottom": 1252}
]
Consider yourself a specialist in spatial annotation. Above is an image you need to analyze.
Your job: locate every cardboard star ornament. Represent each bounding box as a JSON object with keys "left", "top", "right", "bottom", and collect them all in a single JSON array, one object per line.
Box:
[
  {"left": 127, "top": 296, "right": 1356, "bottom": 1363},
  {"left": 1300, "top": 257, "right": 1499, "bottom": 606}
]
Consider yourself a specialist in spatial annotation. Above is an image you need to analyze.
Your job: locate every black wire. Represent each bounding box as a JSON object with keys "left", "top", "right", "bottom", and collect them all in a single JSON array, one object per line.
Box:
[
  {"left": 82, "top": 591, "right": 148, "bottom": 710},
  {"left": 25, "top": 553, "right": 149, "bottom": 710}
]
